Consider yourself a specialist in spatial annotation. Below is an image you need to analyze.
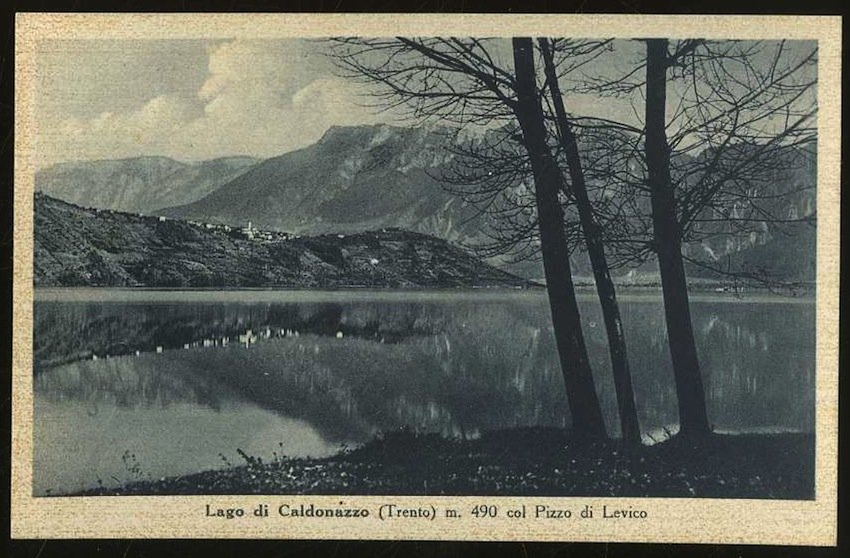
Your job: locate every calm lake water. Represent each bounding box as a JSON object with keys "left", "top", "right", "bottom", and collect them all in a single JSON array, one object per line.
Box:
[{"left": 32, "top": 289, "right": 815, "bottom": 495}]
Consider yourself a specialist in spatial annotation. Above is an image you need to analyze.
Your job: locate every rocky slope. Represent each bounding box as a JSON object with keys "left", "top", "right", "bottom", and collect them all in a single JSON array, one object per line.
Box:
[
  {"left": 34, "top": 194, "right": 532, "bottom": 289},
  {"left": 682, "top": 147, "right": 817, "bottom": 282},
  {"left": 686, "top": 222, "right": 816, "bottom": 284},
  {"left": 36, "top": 155, "right": 260, "bottom": 214},
  {"left": 161, "top": 125, "right": 484, "bottom": 241}
]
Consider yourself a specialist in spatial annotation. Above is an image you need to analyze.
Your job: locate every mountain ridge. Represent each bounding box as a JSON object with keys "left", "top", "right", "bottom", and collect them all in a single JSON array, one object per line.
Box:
[
  {"left": 37, "top": 124, "right": 816, "bottom": 283},
  {"left": 36, "top": 155, "right": 261, "bottom": 215},
  {"left": 159, "top": 124, "right": 484, "bottom": 241}
]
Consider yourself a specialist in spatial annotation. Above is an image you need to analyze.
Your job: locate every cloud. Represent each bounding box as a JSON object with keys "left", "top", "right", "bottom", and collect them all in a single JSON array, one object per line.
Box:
[
  {"left": 291, "top": 77, "right": 383, "bottom": 128},
  {"left": 36, "top": 39, "right": 387, "bottom": 168},
  {"left": 199, "top": 40, "right": 296, "bottom": 100},
  {"left": 37, "top": 94, "right": 199, "bottom": 165}
]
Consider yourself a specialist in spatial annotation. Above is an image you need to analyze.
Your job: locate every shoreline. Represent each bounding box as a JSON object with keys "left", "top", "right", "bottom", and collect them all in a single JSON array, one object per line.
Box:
[
  {"left": 33, "top": 285, "right": 815, "bottom": 304},
  {"left": 62, "top": 427, "right": 815, "bottom": 500}
]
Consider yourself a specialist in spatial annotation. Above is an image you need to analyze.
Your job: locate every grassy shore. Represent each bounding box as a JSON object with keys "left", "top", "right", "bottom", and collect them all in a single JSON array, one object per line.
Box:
[{"left": 73, "top": 428, "right": 814, "bottom": 499}]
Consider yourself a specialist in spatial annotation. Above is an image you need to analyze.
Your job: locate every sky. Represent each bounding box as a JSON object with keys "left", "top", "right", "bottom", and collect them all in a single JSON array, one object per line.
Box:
[
  {"left": 34, "top": 39, "right": 389, "bottom": 169},
  {"left": 35, "top": 38, "right": 647, "bottom": 169},
  {"left": 33, "top": 38, "right": 816, "bottom": 170}
]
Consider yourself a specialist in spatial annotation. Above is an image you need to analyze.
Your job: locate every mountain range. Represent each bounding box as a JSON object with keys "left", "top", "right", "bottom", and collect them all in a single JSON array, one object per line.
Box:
[
  {"left": 35, "top": 123, "right": 816, "bottom": 283},
  {"left": 36, "top": 155, "right": 260, "bottom": 214},
  {"left": 161, "top": 125, "right": 486, "bottom": 241}
]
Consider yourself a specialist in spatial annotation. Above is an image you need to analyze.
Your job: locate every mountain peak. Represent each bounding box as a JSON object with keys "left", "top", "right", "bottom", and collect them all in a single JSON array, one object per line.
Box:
[{"left": 318, "top": 123, "right": 403, "bottom": 144}]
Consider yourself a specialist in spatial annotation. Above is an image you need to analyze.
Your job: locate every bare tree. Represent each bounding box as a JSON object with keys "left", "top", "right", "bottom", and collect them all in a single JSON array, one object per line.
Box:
[
  {"left": 328, "top": 37, "right": 608, "bottom": 439},
  {"left": 576, "top": 38, "right": 817, "bottom": 438},
  {"left": 644, "top": 38, "right": 711, "bottom": 437},
  {"left": 538, "top": 37, "right": 641, "bottom": 447},
  {"left": 436, "top": 39, "right": 644, "bottom": 445},
  {"left": 578, "top": 40, "right": 817, "bottom": 284},
  {"left": 512, "top": 37, "right": 607, "bottom": 438},
  {"left": 672, "top": 41, "right": 817, "bottom": 291}
]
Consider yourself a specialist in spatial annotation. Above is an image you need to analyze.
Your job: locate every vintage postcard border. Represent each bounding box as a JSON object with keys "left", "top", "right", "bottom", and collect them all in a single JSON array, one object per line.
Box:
[{"left": 11, "top": 13, "right": 841, "bottom": 545}]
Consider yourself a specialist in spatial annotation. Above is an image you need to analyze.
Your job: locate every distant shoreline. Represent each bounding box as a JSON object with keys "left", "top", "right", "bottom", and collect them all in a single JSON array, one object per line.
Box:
[{"left": 32, "top": 285, "right": 815, "bottom": 304}]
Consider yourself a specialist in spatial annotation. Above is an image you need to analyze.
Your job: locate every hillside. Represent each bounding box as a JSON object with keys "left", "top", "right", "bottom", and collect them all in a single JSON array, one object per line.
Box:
[
  {"left": 161, "top": 125, "right": 484, "bottom": 241},
  {"left": 34, "top": 194, "right": 532, "bottom": 289},
  {"left": 36, "top": 155, "right": 260, "bottom": 214}
]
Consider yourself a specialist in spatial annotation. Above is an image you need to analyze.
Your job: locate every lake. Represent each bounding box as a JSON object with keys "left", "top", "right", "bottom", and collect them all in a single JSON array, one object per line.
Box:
[{"left": 32, "top": 288, "right": 815, "bottom": 495}]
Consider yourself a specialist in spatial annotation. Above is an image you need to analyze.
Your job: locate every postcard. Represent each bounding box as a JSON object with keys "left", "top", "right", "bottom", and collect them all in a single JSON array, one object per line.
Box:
[{"left": 11, "top": 13, "right": 840, "bottom": 545}]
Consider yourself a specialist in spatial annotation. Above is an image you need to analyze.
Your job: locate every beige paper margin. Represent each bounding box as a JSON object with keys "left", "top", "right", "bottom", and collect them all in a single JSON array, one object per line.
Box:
[{"left": 11, "top": 13, "right": 841, "bottom": 545}]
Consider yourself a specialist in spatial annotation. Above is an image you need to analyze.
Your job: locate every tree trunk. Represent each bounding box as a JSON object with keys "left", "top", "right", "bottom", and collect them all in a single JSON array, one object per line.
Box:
[
  {"left": 644, "top": 39, "right": 711, "bottom": 438},
  {"left": 512, "top": 37, "right": 607, "bottom": 440},
  {"left": 539, "top": 38, "right": 642, "bottom": 448}
]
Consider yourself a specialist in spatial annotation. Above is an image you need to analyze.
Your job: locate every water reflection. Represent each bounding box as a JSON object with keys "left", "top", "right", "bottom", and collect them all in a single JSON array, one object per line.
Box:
[
  {"left": 33, "top": 292, "right": 815, "bottom": 495},
  {"left": 34, "top": 302, "right": 432, "bottom": 369}
]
